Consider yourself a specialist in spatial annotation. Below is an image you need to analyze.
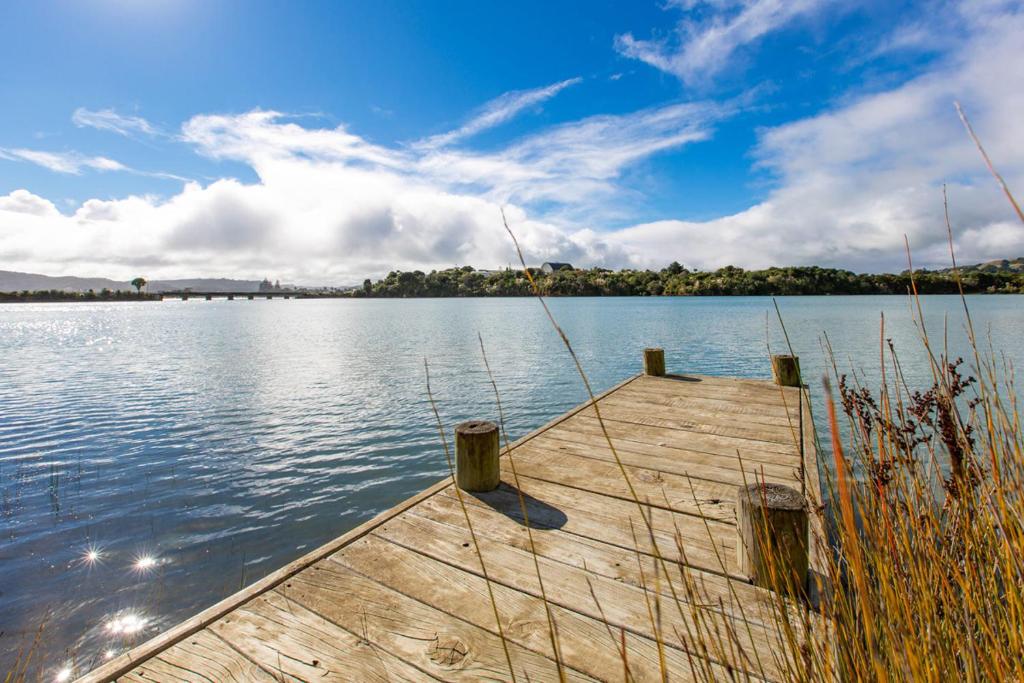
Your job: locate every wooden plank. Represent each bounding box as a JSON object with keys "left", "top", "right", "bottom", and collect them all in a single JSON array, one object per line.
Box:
[
  {"left": 610, "top": 384, "right": 797, "bottom": 420},
  {"left": 636, "top": 375, "right": 802, "bottom": 405},
  {"left": 331, "top": 534, "right": 744, "bottom": 682},
  {"left": 406, "top": 491, "right": 799, "bottom": 629},
  {"left": 370, "top": 511, "right": 788, "bottom": 679},
  {"left": 208, "top": 591, "right": 435, "bottom": 682},
  {"left": 552, "top": 414, "right": 801, "bottom": 459},
  {"left": 523, "top": 432, "right": 800, "bottom": 487},
  {"left": 599, "top": 391, "right": 798, "bottom": 430},
  {"left": 574, "top": 404, "right": 799, "bottom": 446},
  {"left": 438, "top": 479, "right": 737, "bottom": 577},
  {"left": 117, "top": 631, "right": 275, "bottom": 683},
  {"left": 277, "top": 557, "right": 597, "bottom": 681},
  {"left": 502, "top": 446, "right": 739, "bottom": 521}
]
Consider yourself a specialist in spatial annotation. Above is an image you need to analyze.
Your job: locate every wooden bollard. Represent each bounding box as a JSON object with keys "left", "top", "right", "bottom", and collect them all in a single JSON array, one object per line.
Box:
[
  {"left": 737, "top": 483, "right": 808, "bottom": 594},
  {"left": 771, "top": 354, "right": 801, "bottom": 387},
  {"left": 455, "top": 420, "right": 500, "bottom": 492},
  {"left": 643, "top": 348, "right": 666, "bottom": 377}
]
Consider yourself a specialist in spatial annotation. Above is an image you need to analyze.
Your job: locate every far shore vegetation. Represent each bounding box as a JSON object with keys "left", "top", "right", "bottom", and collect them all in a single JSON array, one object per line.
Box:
[
  {"left": 3, "top": 258, "right": 1023, "bottom": 302},
  {"left": 0, "top": 289, "right": 162, "bottom": 303},
  {"left": 354, "top": 260, "right": 1024, "bottom": 297}
]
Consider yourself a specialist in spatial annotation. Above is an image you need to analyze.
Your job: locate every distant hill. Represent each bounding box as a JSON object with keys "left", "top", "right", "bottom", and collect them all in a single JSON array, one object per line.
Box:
[
  {"left": 949, "top": 257, "right": 1024, "bottom": 274},
  {"left": 0, "top": 270, "right": 263, "bottom": 293}
]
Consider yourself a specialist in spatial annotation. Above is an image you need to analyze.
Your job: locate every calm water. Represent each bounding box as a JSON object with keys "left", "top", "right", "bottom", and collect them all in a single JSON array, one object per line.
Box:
[{"left": 1, "top": 295, "right": 1021, "bottom": 676}]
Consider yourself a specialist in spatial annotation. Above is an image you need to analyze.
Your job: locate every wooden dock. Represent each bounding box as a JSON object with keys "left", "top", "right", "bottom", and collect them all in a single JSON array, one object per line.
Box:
[{"left": 79, "top": 359, "right": 822, "bottom": 682}]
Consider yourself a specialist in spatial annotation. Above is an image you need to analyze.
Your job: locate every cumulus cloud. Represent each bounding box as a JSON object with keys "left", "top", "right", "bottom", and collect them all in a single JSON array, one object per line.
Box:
[
  {"left": 1, "top": 0, "right": 1022, "bottom": 282},
  {"left": 421, "top": 77, "right": 583, "bottom": 148},
  {"left": 615, "top": 0, "right": 828, "bottom": 86},
  {"left": 0, "top": 189, "right": 60, "bottom": 216},
  {"left": 72, "top": 108, "right": 162, "bottom": 138},
  {"left": 605, "top": 2, "right": 1024, "bottom": 271}
]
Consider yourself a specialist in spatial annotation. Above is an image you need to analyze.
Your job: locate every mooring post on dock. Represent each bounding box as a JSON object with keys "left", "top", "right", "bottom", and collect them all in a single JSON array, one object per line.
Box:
[
  {"left": 771, "top": 354, "right": 801, "bottom": 387},
  {"left": 455, "top": 420, "right": 500, "bottom": 492},
  {"left": 736, "top": 483, "right": 808, "bottom": 595},
  {"left": 643, "top": 347, "right": 666, "bottom": 377}
]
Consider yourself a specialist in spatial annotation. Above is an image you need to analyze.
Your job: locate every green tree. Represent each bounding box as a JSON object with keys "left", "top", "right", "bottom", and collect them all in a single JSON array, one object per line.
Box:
[{"left": 131, "top": 277, "right": 147, "bottom": 294}]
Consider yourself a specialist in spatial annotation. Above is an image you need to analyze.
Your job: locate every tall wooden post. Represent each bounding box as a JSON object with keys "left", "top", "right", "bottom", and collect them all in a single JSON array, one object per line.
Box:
[
  {"left": 455, "top": 420, "right": 500, "bottom": 492},
  {"left": 771, "top": 355, "right": 801, "bottom": 387},
  {"left": 643, "top": 348, "right": 666, "bottom": 377},
  {"left": 736, "top": 483, "right": 808, "bottom": 595}
]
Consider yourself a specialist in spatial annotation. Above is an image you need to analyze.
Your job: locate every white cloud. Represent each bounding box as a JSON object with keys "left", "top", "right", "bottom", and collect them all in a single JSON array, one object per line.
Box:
[
  {"left": 0, "top": 189, "right": 60, "bottom": 216},
  {"left": 614, "top": 0, "right": 827, "bottom": 86},
  {"left": 1, "top": 1, "right": 1022, "bottom": 282},
  {"left": 0, "top": 96, "right": 719, "bottom": 282},
  {"left": 72, "top": 108, "right": 161, "bottom": 138},
  {"left": 0, "top": 145, "right": 191, "bottom": 183},
  {"left": 0, "top": 148, "right": 127, "bottom": 174},
  {"left": 421, "top": 77, "right": 583, "bottom": 148},
  {"left": 604, "top": 2, "right": 1024, "bottom": 272}
]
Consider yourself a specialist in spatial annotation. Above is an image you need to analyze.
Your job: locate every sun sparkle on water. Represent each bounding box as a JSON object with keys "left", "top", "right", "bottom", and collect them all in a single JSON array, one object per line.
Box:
[
  {"left": 134, "top": 555, "right": 156, "bottom": 571},
  {"left": 105, "top": 612, "right": 147, "bottom": 635}
]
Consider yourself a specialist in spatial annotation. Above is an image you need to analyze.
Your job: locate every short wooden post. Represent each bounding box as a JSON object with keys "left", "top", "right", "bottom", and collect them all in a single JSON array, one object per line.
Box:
[
  {"left": 643, "top": 348, "right": 666, "bottom": 377},
  {"left": 737, "top": 483, "right": 808, "bottom": 595},
  {"left": 771, "top": 354, "right": 801, "bottom": 387},
  {"left": 455, "top": 420, "right": 500, "bottom": 492}
]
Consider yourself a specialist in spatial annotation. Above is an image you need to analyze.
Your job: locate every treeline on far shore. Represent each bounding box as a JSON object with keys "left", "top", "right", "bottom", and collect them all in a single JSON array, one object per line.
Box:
[
  {"left": 352, "top": 263, "right": 1024, "bottom": 297},
  {"left": 0, "top": 289, "right": 161, "bottom": 302}
]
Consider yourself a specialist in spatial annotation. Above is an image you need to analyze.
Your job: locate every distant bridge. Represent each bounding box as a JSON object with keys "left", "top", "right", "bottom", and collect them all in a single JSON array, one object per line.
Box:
[{"left": 157, "top": 291, "right": 349, "bottom": 300}]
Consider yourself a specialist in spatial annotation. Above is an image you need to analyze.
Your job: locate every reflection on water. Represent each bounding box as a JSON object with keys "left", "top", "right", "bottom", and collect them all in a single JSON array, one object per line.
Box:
[{"left": 1, "top": 295, "right": 1021, "bottom": 677}]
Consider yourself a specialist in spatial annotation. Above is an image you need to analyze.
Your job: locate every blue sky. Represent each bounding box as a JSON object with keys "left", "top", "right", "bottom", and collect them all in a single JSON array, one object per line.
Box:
[{"left": 1, "top": 0, "right": 1022, "bottom": 283}]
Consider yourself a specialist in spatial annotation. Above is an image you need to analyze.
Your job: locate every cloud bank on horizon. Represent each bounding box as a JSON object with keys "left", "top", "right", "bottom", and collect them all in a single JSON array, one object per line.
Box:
[{"left": 1, "top": 0, "right": 1022, "bottom": 284}]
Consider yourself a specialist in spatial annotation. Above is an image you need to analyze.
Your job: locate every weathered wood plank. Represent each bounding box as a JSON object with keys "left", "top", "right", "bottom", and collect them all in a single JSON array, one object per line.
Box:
[
  {"left": 502, "top": 445, "right": 739, "bottom": 521},
  {"left": 116, "top": 631, "right": 275, "bottom": 683},
  {"left": 552, "top": 414, "right": 801, "bottom": 459},
  {"left": 208, "top": 591, "right": 435, "bottom": 681},
  {"left": 331, "top": 534, "right": 744, "bottom": 682},
  {"left": 406, "top": 490, "right": 799, "bottom": 628},
  {"left": 610, "top": 384, "right": 797, "bottom": 420},
  {"left": 568, "top": 407, "right": 800, "bottom": 449},
  {"left": 599, "top": 391, "right": 798, "bottom": 431},
  {"left": 438, "top": 479, "right": 737, "bottom": 577},
  {"left": 278, "top": 557, "right": 597, "bottom": 681},
  {"left": 522, "top": 432, "right": 800, "bottom": 487},
  {"left": 370, "top": 511, "right": 788, "bottom": 679},
  {"left": 639, "top": 373, "right": 802, "bottom": 397}
]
